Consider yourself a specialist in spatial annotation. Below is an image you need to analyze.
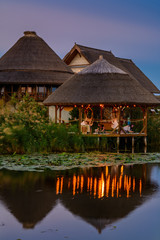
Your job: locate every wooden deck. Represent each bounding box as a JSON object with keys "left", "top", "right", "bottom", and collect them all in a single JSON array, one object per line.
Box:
[{"left": 82, "top": 133, "right": 146, "bottom": 138}]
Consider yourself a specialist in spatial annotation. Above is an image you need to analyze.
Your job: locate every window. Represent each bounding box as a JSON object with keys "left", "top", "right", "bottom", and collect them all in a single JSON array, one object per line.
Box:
[
  {"left": 27, "top": 87, "right": 32, "bottom": 93},
  {"left": 52, "top": 87, "right": 57, "bottom": 92},
  {"left": 21, "top": 87, "right": 26, "bottom": 93}
]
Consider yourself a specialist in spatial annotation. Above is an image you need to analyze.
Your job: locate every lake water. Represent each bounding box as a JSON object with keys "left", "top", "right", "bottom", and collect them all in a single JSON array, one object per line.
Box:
[{"left": 0, "top": 163, "right": 160, "bottom": 240}]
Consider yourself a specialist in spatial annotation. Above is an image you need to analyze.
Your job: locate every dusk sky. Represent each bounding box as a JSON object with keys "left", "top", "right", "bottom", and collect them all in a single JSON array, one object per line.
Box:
[{"left": 1, "top": 0, "right": 160, "bottom": 89}]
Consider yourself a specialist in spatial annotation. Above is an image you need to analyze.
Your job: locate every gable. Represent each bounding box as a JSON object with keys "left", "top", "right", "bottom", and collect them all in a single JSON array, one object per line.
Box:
[{"left": 69, "top": 53, "right": 89, "bottom": 66}]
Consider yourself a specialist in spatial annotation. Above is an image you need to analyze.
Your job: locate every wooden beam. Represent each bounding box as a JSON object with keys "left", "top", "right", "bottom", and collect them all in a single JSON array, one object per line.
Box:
[
  {"left": 118, "top": 108, "right": 121, "bottom": 134},
  {"left": 144, "top": 136, "right": 147, "bottom": 153},
  {"left": 55, "top": 106, "right": 58, "bottom": 124},
  {"left": 59, "top": 106, "right": 63, "bottom": 124},
  {"left": 117, "top": 137, "right": 120, "bottom": 153},
  {"left": 79, "top": 107, "right": 82, "bottom": 132},
  {"left": 132, "top": 137, "right": 134, "bottom": 154},
  {"left": 144, "top": 107, "right": 148, "bottom": 135}
]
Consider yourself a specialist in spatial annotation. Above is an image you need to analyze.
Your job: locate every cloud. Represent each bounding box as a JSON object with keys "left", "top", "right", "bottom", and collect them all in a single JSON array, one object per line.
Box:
[{"left": 0, "top": 1, "right": 160, "bottom": 62}]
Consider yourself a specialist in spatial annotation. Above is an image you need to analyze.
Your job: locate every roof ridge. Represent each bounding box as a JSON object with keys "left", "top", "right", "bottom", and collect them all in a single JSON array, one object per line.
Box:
[
  {"left": 116, "top": 57, "right": 132, "bottom": 62},
  {"left": 79, "top": 57, "right": 127, "bottom": 75},
  {"left": 76, "top": 44, "right": 112, "bottom": 54}
]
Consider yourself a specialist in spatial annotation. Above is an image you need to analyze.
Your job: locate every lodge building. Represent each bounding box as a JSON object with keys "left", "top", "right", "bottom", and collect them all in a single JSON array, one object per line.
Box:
[
  {"left": 0, "top": 31, "right": 73, "bottom": 102},
  {"left": 0, "top": 31, "right": 160, "bottom": 152}
]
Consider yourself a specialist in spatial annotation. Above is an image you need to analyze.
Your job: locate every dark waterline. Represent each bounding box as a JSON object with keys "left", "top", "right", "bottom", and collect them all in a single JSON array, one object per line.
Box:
[{"left": 0, "top": 164, "right": 160, "bottom": 240}]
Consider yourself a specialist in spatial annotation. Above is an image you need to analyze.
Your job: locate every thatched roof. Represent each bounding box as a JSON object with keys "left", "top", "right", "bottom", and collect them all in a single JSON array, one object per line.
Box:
[
  {"left": 63, "top": 44, "right": 159, "bottom": 93},
  {"left": 0, "top": 31, "right": 73, "bottom": 85},
  {"left": 117, "top": 57, "right": 160, "bottom": 94},
  {"left": 44, "top": 57, "right": 160, "bottom": 106}
]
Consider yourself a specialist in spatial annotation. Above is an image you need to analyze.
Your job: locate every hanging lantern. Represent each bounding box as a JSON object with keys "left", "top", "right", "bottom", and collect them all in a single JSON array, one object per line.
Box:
[{"left": 100, "top": 104, "right": 104, "bottom": 108}]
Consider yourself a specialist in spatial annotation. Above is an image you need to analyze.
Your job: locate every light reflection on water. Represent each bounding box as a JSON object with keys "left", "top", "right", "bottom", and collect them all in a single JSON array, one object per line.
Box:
[
  {"left": 0, "top": 163, "right": 160, "bottom": 240},
  {"left": 56, "top": 165, "right": 143, "bottom": 199}
]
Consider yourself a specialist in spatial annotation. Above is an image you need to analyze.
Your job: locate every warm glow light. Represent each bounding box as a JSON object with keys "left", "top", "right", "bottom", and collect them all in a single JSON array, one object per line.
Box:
[
  {"left": 124, "top": 175, "right": 127, "bottom": 190},
  {"left": 73, "top": 175, "right": 76, "bottom": 196},
  {"left": 87, "top": 177, "right": 90, "bottom": 192},
  {"left": 90, "top": 177, "right": 93, "bottom": 194},
  {"left": 106, "top": 175, "right": 110, "bottom": 198},
  {"left": 100, "top": 104, "right": 104, "bottom": 108},
  {"left": 117, "top": 182, "right": 119, "bottom": 198},
  {"left": 98, "top": 178, "right": 102, "bottom": 199},
  {"left": 112, "top": 178, "right": 115, "bottom": 197},
  {"left": 60, "top": 177, "right": 63, "bottom": 194},
  {"left": 106, "top": 166, "right": 108, "bottom": 177},
  {"left": 77, "top": 175, "right": 80, "bottom": 190},
  {"left": 133, "top": 178, "right": 135, "bottom": 192},
  {"left": 120, "top": 165, "right": 124, "bottom": 176},
  {"left": 101, "top": 173, "right": 105, "bottom": 198},
  {"left": 55, "top": 167, "right": 144, "bottom": 199},
  {"left": 133, "top": 104, "right": 136, "bottom": 107},
  {"left": 94, "top": 178, "right": 97, "bottom": 198},
  {"left": 139, "top": 179, "right": 142, "bottom": 197},
  {"left": 56, "top": 177, "right": 60, "bottom": 195},
  {"left": 80, "top": 175, "right": 84, "bottom": 193},
  {"left": 119, "top": 175, "right": 122, "bottom": 190}
]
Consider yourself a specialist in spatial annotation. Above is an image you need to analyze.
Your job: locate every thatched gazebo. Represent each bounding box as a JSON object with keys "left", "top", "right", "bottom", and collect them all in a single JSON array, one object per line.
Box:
[
  {"left": 0, "top": 31, "right": 73, "bottom": 102},
  {"left": 44, "top": 56, "right": 160, "bottom": 152}
]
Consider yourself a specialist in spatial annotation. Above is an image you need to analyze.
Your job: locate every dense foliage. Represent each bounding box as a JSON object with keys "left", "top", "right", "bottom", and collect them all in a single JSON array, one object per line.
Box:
[
  {"left": 0, "top": 96, "right": 160, "bottom": 154},
  {"left": 0, "top": 96, "right": 83, "bottom": 154}
]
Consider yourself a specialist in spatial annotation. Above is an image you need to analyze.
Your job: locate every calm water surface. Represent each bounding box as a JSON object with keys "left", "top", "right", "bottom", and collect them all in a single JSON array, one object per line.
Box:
[{"left": 0, "top": 163, "right": 160, "bottom": 240}]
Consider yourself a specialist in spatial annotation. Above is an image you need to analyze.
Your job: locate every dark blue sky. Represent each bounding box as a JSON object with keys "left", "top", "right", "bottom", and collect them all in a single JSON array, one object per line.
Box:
[{"left": 1, "top": 0, "right": 160, "bottom": 89}]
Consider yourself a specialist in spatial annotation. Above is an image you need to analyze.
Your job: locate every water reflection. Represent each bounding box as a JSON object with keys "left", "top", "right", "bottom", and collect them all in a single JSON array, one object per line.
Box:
[
  {"left": 0, "top": 164, "right": 158, "bottom": 233},
  {"left": 56, "top": 166, "right": 144, "bottom": 199}
]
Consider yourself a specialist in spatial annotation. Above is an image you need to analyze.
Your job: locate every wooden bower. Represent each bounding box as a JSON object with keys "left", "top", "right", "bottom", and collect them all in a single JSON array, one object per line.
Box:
[
  {"left": 54, "top": 104, "right": 148, "bottom": 153},
  {"left": 78, "top": 105, "right": 148, "bottom": 153}
]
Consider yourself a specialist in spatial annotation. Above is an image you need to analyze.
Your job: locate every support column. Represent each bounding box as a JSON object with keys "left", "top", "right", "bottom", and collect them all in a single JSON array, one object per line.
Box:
[
  {"left": 144, "top": 107, "right": 147, "bottom": 153},
  {"left": 144, "top": 107, "right": 148, "bottom": 135},
  {"left": 118, "top": 108, "right": 121, "bottom": 134},
  {"left": 144, "top": 136, "right": 147, "bottom": 154},
  {"left": 117, "top": 137, "right": 120, "bottom": 153},
  {"left": 55, "top": 105, "right": 58, "bottom": 124},
  {"left": 79, "top": 107, "right": 82, "bottom": 132},
  {"left": 59, "top": 107, "right": 61, "bottom": 124},
  {"left": 132, "top": 137, "right": 134, "bottom": 154}
]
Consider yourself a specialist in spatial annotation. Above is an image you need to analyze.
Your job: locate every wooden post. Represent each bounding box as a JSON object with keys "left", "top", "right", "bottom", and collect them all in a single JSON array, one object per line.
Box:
[
  {"left": 55, "top": 105, "right": 58, "bottom": 124},
  {"left": 144, "top": 107, "right": 148, "bottom": 135},
  {"left": 59, "top": 106, "right": 62, "bottom": 124},
  {"left": 100, "top": 106, "right": 103, "bottom": 120},
  {"left": 144, "top": 107, "right": 147, "bottom": 153},
  {"left": 118, "top": 108, "right": 121, "bottom": 134},
  {"left": 132, "top": 137, "right": 134, "bottom": 154},
  {"left": 117, "top": 137, "right": 120, "bottom": 153},
  {"left": 79, "top": 107, "right": 82, "bottom": 132},
  {"left": 144, "top": 136, "right": 147, "bottom": 153}
]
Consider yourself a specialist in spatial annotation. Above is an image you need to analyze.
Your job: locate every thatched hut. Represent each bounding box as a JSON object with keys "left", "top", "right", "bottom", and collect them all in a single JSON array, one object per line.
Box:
[
  {"left": 63, "top": 43, "right": 159, "bottom": 94},
  {"left": 0, "top": 31, "right": 73, "bottom": 102},
  {"left": 44, "top": 56, "right": 160, "bottom": 152}
]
